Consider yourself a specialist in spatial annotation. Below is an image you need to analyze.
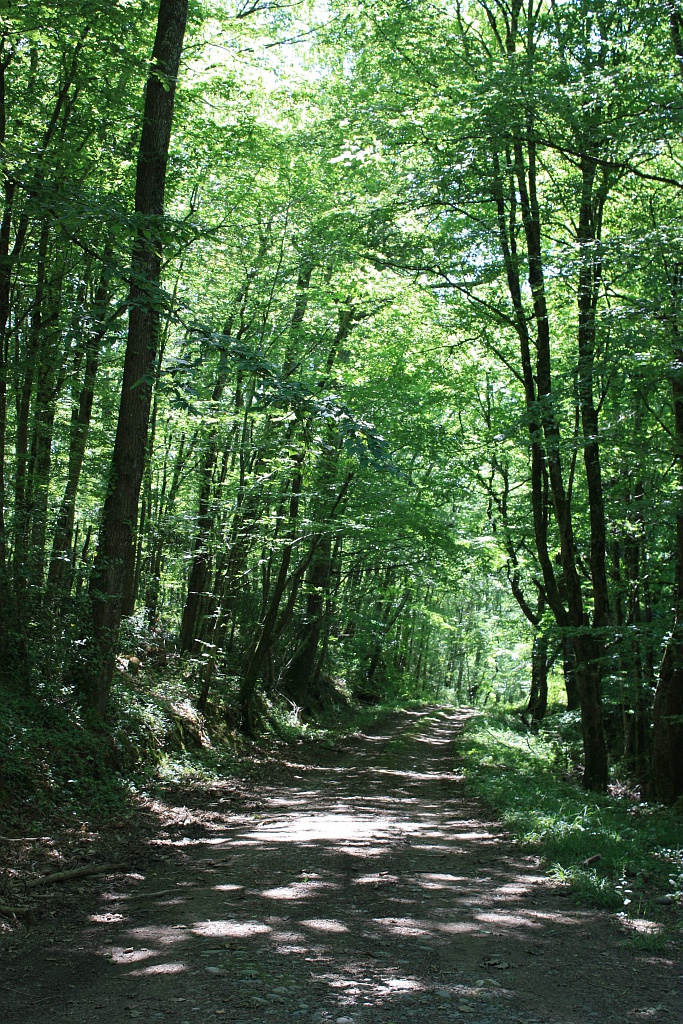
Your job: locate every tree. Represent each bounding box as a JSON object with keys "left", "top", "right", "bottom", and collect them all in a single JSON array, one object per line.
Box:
[
  {"left": 325, "top": 0, "right": 678, "bottom": 790},
  {"left": 649, "top": 1, "right": 683, "bottom": 803},
  {"left": 85, "top": 0, "right": 189, "bottom": 714}
]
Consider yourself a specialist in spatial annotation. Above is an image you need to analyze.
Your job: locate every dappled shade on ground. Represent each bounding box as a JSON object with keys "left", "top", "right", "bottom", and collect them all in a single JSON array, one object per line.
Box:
[{"left": 1, "top": 710, "right": 678, "bottom": 1023}]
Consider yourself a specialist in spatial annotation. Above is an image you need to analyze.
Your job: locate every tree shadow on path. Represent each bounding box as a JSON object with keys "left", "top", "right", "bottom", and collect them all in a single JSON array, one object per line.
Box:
[{"left": 1, "top": 708, "right": 678, "bottom": 1024}]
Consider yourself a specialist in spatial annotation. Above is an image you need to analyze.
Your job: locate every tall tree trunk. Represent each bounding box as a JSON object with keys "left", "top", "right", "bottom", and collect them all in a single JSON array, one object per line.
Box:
[
  {"left": 280, "top": 305, "right": 355, "bottom": 706},
  {"left": 180, "top": 275, "right": 259, "bottom": 651},
  {"left": 570, "top": 149, "right": 610, "bottom": 791},
  {"left": 283, "top": 534, "right": 332, "bottom": 711},
  {"left": 492, "top": 134, "right": 608, "bottom": 790},
  {"left": 48, "top": 249, "right": 112, "bottom": 590},
  {"left": 650, "top": 5, "right": 683, "bottom": 804},
  {"left": 141, "top": 428, "right": 187, "bottom": 622},
  {"left": 652, "top": 306, "right": 683, "bottom": 802},
  {"left": 526, "top": 592, "right": 548, "bottom": 722},
  {"left": 562, "top": 637, "right": 580, "bottom": 711},
  {"left": 12, "top": 219, "right": 50, "bottom": 602},
  {"left": 239, "top": 461, "right": 304, "bottom": 733},
  {"left": 84, "top": 0, "right": 188, "bottom": 715},
  {"left": 0, "top": 36, "right": 17, "bottom": 591},
  {"left": 27, "top": 265, "right": 67, "bottom": 586}
]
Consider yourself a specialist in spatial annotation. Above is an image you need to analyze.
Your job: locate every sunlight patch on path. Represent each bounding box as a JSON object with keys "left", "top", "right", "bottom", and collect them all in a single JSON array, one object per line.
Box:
[
  {"left": 242, "top": 812, "right": 398, "bottom": 844},
  {"left": 300, "top": 918, "right": 349, "bottom": 933},
  {"left": 191, "top": 919, "right": 272, "bottom": 937}
]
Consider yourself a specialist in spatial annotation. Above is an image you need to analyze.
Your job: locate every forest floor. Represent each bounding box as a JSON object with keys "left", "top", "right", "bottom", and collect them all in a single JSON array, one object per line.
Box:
[{"left": 0, "top": 707, "right": 680, "bottom": 1024}]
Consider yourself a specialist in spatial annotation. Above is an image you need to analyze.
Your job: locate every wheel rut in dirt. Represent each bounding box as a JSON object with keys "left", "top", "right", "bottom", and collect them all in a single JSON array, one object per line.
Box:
[{"left": 1, "top": 708, "right": 678, "bottom": 1023}]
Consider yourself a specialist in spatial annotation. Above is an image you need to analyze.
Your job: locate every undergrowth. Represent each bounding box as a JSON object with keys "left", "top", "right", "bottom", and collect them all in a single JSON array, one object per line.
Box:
[
  {"left": 0, "top": 680, "right": 135, "bottom": 827},
  {"left": 457, "top": 704, "right": 683, "bottom": 927},
  {"left": 0, "top": 658, "right": 413, "bottom": 831}
]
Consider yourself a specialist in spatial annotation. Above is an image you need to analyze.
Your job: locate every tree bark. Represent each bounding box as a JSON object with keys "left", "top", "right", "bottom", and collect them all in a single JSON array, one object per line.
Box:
[
  {"left": 283, "top": 533, "right": 333, "bottom": 711},
  {"left": 239, "top": 461, "right": 303, "bottom": 733},
  {"left": 492, "top": 133, "right": 608, "bottom": 790},
  {"left": 84, "top": 0, "right": 188, "bottom": 715},
  {"left": 526, "top": 591, "right": 548, "bottom": 722},
  {"left": 562, "top": 637, "right": 580, "bottom": 711},
  {"left": 280, "top": 306, "right": 355, "bottom": 707},
  {"left": 179, "top": 264, "right": 265, "bottom": 650},
  {"left": 652, "top": 307, "right": 683, "bottom": 802},
  {"left": 650, "top": 4, "right": 683, "bottom": 803}
]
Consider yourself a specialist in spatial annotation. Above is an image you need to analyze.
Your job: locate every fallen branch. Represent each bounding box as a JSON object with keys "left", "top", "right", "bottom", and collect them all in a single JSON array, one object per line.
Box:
[
  {"left": 123, "top": 888, "right": 176, "bottom": 900},
  {"left": 24, "top": 863, "right": 126, "bottom": 889},
  {"left": 0, "top": 903, "right": 32, "bottom": 918},
  {"left": 0, "top": 836, "right": 52, "bottom": 843},
  {"left": 121, "top": 887, "right": 199, "bottom": 900},
  {"left": 581, "top": 854, "right": 602, "bottom": 867}
]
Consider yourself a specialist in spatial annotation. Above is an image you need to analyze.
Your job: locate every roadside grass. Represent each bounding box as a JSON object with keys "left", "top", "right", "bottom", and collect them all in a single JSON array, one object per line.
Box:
[
  {"left": 457, "top": 704, "right": 683, "bottom": 929},
  {"left": 269, "top": 691, "right": 430, "bottom": 742}
]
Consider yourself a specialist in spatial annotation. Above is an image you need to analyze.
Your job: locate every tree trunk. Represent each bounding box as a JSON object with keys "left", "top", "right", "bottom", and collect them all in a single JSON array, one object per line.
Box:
[
  {"left": 652, "top": 325, "right": 683, "bottom": 802},
  {"left": 180, "top": 312, "right": 250, "bottom": 651},
  {"left": 48, "top": 253, "right": 112, "bottom": 590},
  {"left": 527, "top": 632, "right": 548, "bottom": 722},
  {"left": 0, "top": 40, "right": 12, "bottom": 587},
  {"left": 562, "top": 637, "right": 580, "bottom": 710},
  {"left": 651, "top": 11, "right": 683, "bottom": 803},
  {"left": 282, "top": 533, "right": 332, "bottom": 711},
  {"left": 12, "top": 220, "right": 49, "bottom": 602},
  {"left": 652, "top": 640, "right": 683, "bottom": 803},
  {"left": 492, "top": 124, "right": 609, "bottom": 790},
  {"left": 27, "top": 272, "right": 67, "bottom": 587},
  {"left": 84, "top": 0, "right": 188, "bottom": 715},
  {"left": 239, "top": 461, "right": 303, "bottom": 733},
  {"left": 572, "top": 633, "right": 608, "bottom": 792},
  {"left": 280, "top": 306, "right": 355, "bottom": 706}
]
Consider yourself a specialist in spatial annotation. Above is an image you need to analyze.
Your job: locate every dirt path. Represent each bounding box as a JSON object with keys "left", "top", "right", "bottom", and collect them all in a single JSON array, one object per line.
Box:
[{"left": 1, "top": 708, "right": 679, "bottom": 1023}]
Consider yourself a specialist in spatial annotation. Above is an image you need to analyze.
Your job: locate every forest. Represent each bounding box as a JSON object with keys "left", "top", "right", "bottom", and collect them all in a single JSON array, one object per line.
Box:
[{"left": 2, "top": 0, "right": 683, "bottom": 829}]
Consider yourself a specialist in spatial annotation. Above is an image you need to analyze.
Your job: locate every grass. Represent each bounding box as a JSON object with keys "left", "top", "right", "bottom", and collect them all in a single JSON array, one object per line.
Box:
[{"left": 456, "top": 704, "right": 683, "bottom": 920}]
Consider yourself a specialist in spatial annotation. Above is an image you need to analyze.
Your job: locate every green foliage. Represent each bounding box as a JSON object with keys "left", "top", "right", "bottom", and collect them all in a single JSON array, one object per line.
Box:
[
  {"left": 0, "top": 681, "right": 132, "bottom": 825},
  {"left": 3, "top": 0, "right": 683, "bottom": 814},
  {"left": 458, "top": 708, "right": 683, "bottom": 912},
  {"left": 0, "top": 661, "right": 229, "bottom": 826},
  {"left": 548, "top": 864, "right": 621, "bottom": 910}
]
